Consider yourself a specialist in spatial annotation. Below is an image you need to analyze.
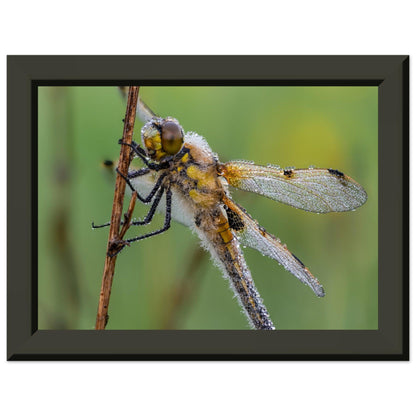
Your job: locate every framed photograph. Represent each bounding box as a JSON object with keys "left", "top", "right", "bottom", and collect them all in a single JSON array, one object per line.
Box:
[{"left": 7, "top": 56, "right": 408, "bottom": 359}]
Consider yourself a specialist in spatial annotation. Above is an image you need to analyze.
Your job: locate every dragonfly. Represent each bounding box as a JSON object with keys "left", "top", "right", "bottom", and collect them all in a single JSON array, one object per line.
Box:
[{"left": 94, "top": 98, "right": 367, "bottom": 330}]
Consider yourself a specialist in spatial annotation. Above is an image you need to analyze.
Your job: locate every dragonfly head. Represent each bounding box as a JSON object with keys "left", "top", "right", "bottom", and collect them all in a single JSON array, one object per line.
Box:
[{"left": 141, "top": 117, "right": 184, "bottom": 161}]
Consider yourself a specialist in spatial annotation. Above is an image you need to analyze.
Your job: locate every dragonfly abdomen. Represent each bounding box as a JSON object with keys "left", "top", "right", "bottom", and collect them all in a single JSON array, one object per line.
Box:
[
  {"left": 214, "top": 235, "right": 275, "bottom": 330},
  {"left": 196, "top": 207, "right": 275, "bottom": 330}
]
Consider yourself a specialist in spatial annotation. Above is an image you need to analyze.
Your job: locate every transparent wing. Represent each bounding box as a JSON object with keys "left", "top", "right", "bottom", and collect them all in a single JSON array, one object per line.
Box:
[
  {"left": 118, "top": 87, "right": 157, "bottom": 122},
  {"left": 219, "top": 161, "right": 367, "bottom": 213},
  {"left": 137, "top": 98, "right": 157, "bottom": 122},
  {"left": 223, "top": 196, "right": 325, "bottom": 297}
]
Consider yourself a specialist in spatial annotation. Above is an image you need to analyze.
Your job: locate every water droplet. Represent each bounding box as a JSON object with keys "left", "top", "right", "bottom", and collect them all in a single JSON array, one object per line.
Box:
[{"left": 267, "top": 163, "right": 281, "bottom": 170}]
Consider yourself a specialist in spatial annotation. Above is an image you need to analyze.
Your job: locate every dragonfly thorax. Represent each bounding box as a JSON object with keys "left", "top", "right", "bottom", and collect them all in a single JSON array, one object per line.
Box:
[{"left": 141, "top": 117, "right": 185, "bottom": 161}]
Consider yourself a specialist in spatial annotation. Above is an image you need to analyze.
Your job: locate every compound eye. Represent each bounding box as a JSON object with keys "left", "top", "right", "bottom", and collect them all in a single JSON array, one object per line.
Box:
[{"left": 161, "top": 121, "right": 184, "bottom": 155}]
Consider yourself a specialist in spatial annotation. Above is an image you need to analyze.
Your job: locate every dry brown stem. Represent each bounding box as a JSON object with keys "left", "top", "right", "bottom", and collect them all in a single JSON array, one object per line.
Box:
[{"left": 95, "top": 86, "right": 140, "bottom": 330}]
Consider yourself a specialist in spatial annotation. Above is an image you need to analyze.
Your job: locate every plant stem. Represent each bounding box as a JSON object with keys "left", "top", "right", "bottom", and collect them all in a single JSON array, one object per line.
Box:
[{"left": 95, "top": 86, "right": 140, "bottom": 330}]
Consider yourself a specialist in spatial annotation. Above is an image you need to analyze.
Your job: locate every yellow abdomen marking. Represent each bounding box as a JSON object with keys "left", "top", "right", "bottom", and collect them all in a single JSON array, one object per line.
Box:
[
  {"left": 186, "top": 165, "right": 214, "bottom": 189},
  {"left": 188, "top": 189, "right": 208, "bottom": 205},
  {"left": 220, "top": 229, "right": 233, "bottom": 244},
  {"left": 219, "top": 224, "right": 234, "bottom": 245},
  {"left": 215, "top": 217, "right": 234, "bottom": 245}
]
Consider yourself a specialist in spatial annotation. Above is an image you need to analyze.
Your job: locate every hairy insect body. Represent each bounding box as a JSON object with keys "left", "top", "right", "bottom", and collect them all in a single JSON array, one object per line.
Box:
[
  {"left": 132, "top": 130, "right": 275, "bottom": 329},
  {"left": 112, "top": 115, "right": 367, "bottom": 330},
  {"left": 171, "top": 141, "right": 224, "bottom": 209},
  {"left": 179, "top": 142, "right": 273, "bottom": 329}
]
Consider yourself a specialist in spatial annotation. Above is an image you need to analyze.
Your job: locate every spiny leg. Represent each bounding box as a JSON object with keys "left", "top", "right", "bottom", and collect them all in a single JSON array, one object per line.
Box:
[
  {"left": 92, "top": 169, "right": 166, "bottom": 229},
  {"left": 131, "top": 185, "right": 164, "bottom": 225},
  {"left": 119, "top": 139, "right": 147, "bottom": 160},
  {"left": 116, "top": 168, "right": 167, "bottom": 203},
  {"left": 127, "top": 167, "right": 150, "bottom": 179},
  {"left": 92, "top": 185, "right": 165, "bottom": 229},
  {"left": 92, "top": 221, "right": 111, "bottom": 229},
  {"left": 119, "top": 140, "right": 165, "bottom": 171},
  {"left": 124, "top": 186, "right": 172, "bottom": 245},
  {"left": 107, "top": 186, "right": 172, "bottom": 257}
]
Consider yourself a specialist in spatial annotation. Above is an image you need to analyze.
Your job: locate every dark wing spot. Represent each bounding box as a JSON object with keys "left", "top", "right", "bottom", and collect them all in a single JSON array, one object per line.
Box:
[
  {"left": 283, "top": 169, "right": 294, "bottom": 178},
  {"left": 258, "top": 225, "right": 267, "bottom": 237},
  {"left": 292, "top": 253, "right": 305, "bottom": 268},
  {"left": 328, "top": 168, "right": 344, "bottom": 178},
  {"left": 225, "top": 205, "right": 245, "bottom": 231}
]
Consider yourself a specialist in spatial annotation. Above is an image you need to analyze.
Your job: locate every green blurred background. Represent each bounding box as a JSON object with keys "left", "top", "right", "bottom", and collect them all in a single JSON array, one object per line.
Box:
[{"left": 38, "top": 86, "right": 378, "bottom": 330}]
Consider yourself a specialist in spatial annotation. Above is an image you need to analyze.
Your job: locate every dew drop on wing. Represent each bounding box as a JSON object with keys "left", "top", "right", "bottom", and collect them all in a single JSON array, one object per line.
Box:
[{"left": 266, "top": 163, "right": 281, "bottom": 169}]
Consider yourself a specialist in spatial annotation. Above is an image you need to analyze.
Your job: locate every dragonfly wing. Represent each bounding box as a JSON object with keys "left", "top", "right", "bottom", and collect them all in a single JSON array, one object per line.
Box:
[
  {"left": 223, "top": 196, "right": 325, "bottom": 297},
  {"left": 138, "top": 98, "right": 157, "bottom": 122},
  {"left": 219, "top": 161, "right": 367, "bottom": 213},
  {"left": 119, "top": 88, "right": 157, "bottom": 122}
]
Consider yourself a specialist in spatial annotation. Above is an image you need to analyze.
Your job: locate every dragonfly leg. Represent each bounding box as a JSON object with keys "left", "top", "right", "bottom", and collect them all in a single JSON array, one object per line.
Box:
[
  {"left": 124, "top": 186, "right": 172, "bottom": 244},
  {"left": 130, "top": 185, "right": 165, "bottom": 226},
  {"left": 92, "top": 221, "right": 111, "bottom": 229},
  {"left": 107, "top": 186, "right": 172, "bottom": 257},
  {"left": 118, "top": 140, "right": 163, "bottom": 171},
  {"left": 92, "top": 184, "right": 165, "bottom": 230},
  {"left": 116, "top": 168, "right": 167, "bottom": 203},
  {"left": 127, "top": 167, "right": 150, "bottom": 179}
]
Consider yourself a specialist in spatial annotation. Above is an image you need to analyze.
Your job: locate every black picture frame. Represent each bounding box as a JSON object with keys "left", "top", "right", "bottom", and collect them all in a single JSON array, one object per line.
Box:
[{"left": 7, "top": 55, "right": 409, "bottom": 360}]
